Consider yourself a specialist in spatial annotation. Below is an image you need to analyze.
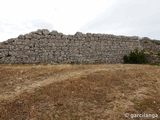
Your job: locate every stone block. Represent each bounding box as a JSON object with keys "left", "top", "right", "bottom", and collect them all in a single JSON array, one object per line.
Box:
[
  {"left": 50, "top": 30, "right": 58, "bottom": 35},
  {"left": 18, "top": 34, "right": 24, "bottom": 39},
  {"left": 32, "top": 34, "right": 41, "bottom": 39},
  {"left": 86, "top": 33, "right": 92, "bottom": 37},
  {"left": 35, "top": 29, "right": 43, "bottom": 35},
  {"left": 74, "top": 32, "right": 83, "bottom": 36},
  {"left": 24, "top": 33, "right": 32, "bottom": 39},
  {"left": 24, "top": 46, "right": 30, "bottom": 50},
  {"left": 42, "top": 29, "right": 50, "bottom": 35},
  {"left": 55, "top": 35, "right": 61, "bottom": 40}
]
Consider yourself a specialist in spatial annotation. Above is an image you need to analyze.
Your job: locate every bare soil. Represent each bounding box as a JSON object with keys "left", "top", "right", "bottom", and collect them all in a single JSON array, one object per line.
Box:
[{"left": 0, "top": 64, "right": 160, "bottom": 120}]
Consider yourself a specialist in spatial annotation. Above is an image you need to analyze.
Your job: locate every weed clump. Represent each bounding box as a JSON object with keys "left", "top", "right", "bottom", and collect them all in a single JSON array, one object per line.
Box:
[
  {"left": 144, "top": 40, "right": 148, "bottom": 43},
  {"left": 157, "top": 52, "right": 160, "bottom": 56}
]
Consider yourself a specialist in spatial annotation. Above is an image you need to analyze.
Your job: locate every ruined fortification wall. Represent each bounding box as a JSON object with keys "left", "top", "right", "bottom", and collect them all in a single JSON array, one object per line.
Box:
[
  {"left": 140, "top": 39, "right": 160, "bottom": 52},
  {"left": 0, "top": 29, "right": 142, "bottom": 64}
]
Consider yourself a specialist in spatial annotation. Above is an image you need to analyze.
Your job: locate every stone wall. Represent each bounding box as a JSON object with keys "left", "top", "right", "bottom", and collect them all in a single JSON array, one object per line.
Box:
[
  {"left": 140, "top": 38, "right": 160, "bottom": 52},
  {"left": 144, "top": 53, "right": 160, "bottom": 64},
  {"left": 0, "top": 29, "right": 142, "bottom": 64}
]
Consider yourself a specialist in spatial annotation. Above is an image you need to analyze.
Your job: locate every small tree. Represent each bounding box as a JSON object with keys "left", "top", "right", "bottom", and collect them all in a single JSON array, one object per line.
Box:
[{"left": 123, "top": 49, "right": 146, "bottom": 64}]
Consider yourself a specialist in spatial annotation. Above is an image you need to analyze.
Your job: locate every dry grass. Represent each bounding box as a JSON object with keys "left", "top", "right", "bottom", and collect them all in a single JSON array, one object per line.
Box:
[{"left": 0, "top": 64, "right": 160, "bottom": 120}]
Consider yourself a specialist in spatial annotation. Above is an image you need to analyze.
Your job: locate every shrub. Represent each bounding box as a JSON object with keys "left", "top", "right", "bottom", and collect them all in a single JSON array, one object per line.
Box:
[
  {"left": 123, "top": 55, "right": 129, "bottom": 63},
  {"left": 155, "top": 42, "right": 160, "bottom": 45},
  {"left": 123, "top": 49, "right": 146, "bottom": 64},
  {"left": 144, "top": 40, "right": 148, "bottom": 43},
  {"left": 157, "top": 52, "right": 160, "bottom": 56}
]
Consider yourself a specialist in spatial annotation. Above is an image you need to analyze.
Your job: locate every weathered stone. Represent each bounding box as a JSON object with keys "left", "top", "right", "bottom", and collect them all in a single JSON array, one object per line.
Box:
[
  {"left": 86, "top": 33, "right": 92, "bottom": 37},
  {"left": 55, "top": 35, "right": 61, "bottom": 40},
  {"left": 36, "top": 29, "right": 43, "bottom": 35},
  {"left": 50, "top": 30, "right": 58, "bottom": 35},
  {"left": 24, "top": 46, "right": 30, "bottom": 49},
  {"left": 75, "top": 32, "right": 83, "bottom": 36},
  {"left": 61, "top": 35, "right": 67, "bottom": 39},
  {"left": 24, "top": 33, "right": 32, "bottom": 39},
  {"left": 18, "top": 34, "right": 24, "bottom": 39},
  {"left": 0, "top": 45, "right": 5, "bottom": 49},
  {"left": 32, "top": 34, "right": 41, "bottom": 39},
  {"left": 42, "top": 29, "right": 50, "bottom": 35}
]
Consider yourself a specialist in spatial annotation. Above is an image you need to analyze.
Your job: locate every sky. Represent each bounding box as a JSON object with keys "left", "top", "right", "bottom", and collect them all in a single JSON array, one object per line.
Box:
[{"left": 0, "top": 0, "right": 160, "bottom": 42}]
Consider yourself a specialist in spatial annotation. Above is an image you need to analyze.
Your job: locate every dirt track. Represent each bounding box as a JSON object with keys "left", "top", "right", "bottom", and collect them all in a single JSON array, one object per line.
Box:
[
  {"left": 0, "top": 64, "right": 160, "bottom": 120},
  {"left": 0, "top": 65, "right": 108, "bottom": 103}
]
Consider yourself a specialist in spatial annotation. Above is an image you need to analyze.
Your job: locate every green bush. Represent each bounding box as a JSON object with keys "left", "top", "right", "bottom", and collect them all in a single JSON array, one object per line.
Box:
[
  {"left": 155, "top": 42, "right": 160, "bottom": 45},
  {"left": 123, "top": 49, "right": 146, "bottom": 64},
  {"left": 144, "top": 40, "right": 148, "bottom": 43},
  {"left": 157, "top": 52, "right": 160, "bottom": 56}
]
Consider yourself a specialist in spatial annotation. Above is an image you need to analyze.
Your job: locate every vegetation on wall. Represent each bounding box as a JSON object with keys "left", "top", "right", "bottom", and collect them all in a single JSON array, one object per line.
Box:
[
  {"left": 154, "top": 41, "right": 160, "bottom": 45},
  {"left": 157, "top": 52, "right": 160, "bottom": 56},
  {"left": 123, "top": 49, "right": 146, "bottom": 64},
  {"left": 144, "top": 40, "right": 148, "bottom": 43}
]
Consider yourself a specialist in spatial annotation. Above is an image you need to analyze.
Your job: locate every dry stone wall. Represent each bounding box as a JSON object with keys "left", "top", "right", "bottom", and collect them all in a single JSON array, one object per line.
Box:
[
  {"left": 144, "top": 53, "right": 160, "bottom": 64},
  {"left": 0, "top": 29, "right": 142, "bottom": 64},
  {"left": 140, "top": 39, "right": 160, "bottom": 52}
]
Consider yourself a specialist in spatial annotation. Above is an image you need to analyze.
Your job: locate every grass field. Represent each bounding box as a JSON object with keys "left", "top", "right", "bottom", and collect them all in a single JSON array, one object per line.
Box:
[{"left": 0, "top": 64, "right": 160, "bottom": 120}]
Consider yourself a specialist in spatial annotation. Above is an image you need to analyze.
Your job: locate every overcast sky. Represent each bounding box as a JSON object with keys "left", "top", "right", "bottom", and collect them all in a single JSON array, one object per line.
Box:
[{"left": 0, "top": 0, "right": 160, "bottom": 42}]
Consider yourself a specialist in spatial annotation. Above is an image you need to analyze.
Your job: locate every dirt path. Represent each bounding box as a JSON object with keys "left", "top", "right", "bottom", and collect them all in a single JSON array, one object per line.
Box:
[{"left": 0, "top": 66, "right": 108, "bottom": 103}]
